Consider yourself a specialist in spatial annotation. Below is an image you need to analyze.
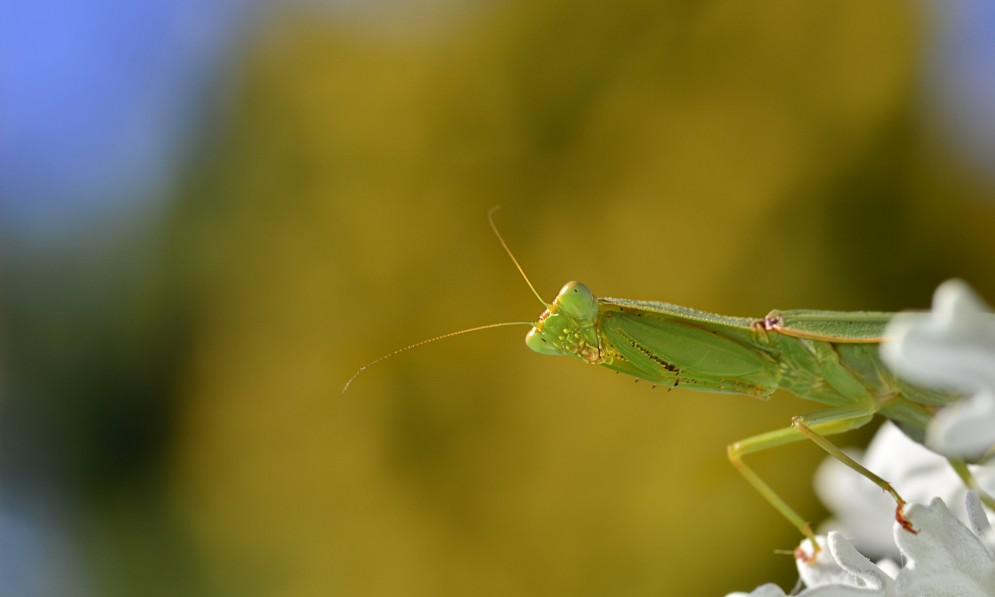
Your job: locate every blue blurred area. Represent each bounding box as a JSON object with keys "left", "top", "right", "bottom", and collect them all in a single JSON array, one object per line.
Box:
[
  {"left": 0, "top": 0, "right": 255, "bottom": 248},
  {"left": 0, "top": 1, "right": 256, "bottom": 595},
  {"left": 923, "top": 0, "right": 995, "bottom": 188}
]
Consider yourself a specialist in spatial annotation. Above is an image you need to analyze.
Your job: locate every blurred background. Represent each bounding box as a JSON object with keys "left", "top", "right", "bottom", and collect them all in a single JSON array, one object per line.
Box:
[{"left": 3, "top": 1, "right": 995, "bottom": 595}]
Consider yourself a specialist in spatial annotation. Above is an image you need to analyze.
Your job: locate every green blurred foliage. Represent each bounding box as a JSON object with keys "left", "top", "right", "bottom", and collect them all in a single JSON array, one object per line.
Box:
[{"left": 156, "top": 1, "right": 995, "bottom": 595}]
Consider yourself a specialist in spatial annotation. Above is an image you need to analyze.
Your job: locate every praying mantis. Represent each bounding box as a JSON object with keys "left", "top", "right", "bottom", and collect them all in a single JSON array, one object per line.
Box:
[{"left": 346, "top": 208, "right": 995, "bottom": 560}]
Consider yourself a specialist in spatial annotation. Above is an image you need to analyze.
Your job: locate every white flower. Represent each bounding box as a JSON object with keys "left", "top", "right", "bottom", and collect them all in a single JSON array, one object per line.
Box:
[
  {"left": 881, "top": 279, "right": 995, "bottom": 460},
  {"left": 724, "top": 495, "right": 995, "bottom": 596},
  {"left": 814, "top": 422, "right": 995, "bottom": 560},
  {"left": 795, "top": 533, "right": 893, "bottom": 594}
]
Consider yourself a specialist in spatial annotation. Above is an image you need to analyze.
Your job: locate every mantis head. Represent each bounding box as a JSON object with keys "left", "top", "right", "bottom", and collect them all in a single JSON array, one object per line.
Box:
[{"left": 526, "top": 281, "right": 603, "bottom": 363}]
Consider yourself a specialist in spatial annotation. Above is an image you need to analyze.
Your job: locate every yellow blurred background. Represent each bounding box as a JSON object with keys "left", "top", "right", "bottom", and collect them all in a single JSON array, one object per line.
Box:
[{"left": 4, "top": 1, "right": 995, "bottom": 595}]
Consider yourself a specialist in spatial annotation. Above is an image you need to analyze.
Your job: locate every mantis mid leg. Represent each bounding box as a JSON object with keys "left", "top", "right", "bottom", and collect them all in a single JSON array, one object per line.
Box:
[
  {"left": 948, "top": 459, "right": 995, "bottom": 510},
  {"left": 727, "top": 405, "right": 911, "bottom": 560}
]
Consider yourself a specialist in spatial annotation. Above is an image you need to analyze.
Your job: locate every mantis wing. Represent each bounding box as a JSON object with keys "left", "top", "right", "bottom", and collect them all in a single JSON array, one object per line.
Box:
[{"left": 597, "top": 301, "right": 781, "bottom": 397}]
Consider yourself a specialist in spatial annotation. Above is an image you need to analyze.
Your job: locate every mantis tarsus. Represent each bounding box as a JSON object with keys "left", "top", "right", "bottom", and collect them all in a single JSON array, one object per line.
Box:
[{"left": 346, "top": 208, "right": 995, "bottom": 561}]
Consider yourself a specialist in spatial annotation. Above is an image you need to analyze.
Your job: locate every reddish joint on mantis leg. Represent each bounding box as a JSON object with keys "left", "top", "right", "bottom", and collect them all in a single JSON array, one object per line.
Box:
[
  {"left": 792, "top": 525, "right": 821, "bottom": 564},
  {"left": 895, "top": 500, "right": 918, "bottom": 534}
]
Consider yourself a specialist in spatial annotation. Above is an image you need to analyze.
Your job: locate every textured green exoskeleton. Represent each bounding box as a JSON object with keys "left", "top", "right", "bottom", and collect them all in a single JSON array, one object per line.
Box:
[
  {"left": 530, "top": 281, "right": 949, "bottom": 442},
  {"left": 346, "top": 209, "right": 994, "bottom": 561},
  {"left": 526, "top": 279, "right": 990, "bottom": 556}
]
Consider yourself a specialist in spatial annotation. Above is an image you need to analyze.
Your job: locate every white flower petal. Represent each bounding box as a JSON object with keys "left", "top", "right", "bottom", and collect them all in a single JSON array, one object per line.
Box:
[
  {"left": 795, "top": 536, "right": 847, "bottom": 588},
  {"left": 873, "top": 558, "right": 900, "bottom": 580},
  {"left": 825, "top": 533, "right": 892, "bottom": 591},
  {"left": 724, "top": 583, "right": 788, "bottom": 597},
  {"left": 965, "top": 491, "right": 994, "bottom": 555},
  {"left": 892, "top": 498, "right": 995, "bottom": 596},
  {"left": 790, "top": 534, "right": 891, "bottom": 595},
  {"left": 927, "top": 390, "right": 995, "bottom": 460},
  {"left": 881, "top": 279, "right": 995, "bottom": 459}
]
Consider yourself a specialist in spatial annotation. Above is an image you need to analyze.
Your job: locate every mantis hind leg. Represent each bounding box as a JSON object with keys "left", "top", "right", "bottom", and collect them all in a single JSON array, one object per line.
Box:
[
  {"left": 948, "top": 459, "right": 995, "bottom": 510},
  {"left": 727, "top": 405, "right": 912, "bottom": 560}
]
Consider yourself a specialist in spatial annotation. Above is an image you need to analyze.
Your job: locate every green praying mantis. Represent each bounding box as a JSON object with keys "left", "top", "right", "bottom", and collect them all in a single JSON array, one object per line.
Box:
[{"left": 345, "top": 208, "right": 995, "bottom": 560}]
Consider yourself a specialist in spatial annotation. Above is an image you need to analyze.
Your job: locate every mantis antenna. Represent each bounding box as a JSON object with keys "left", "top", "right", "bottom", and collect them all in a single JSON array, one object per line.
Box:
[
  {"left": 342, "top": 321, "right": 533, "bottom": 393},
  {"left": 344, "top": 208, "right": 551, "bottom": 393},
  {"left": 488, "top": 205, "right": 549, "bottom": 308}
]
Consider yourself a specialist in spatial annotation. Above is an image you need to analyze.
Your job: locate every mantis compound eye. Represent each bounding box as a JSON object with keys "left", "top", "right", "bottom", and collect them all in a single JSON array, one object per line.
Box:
[{"left": 555, "top": 281, "right": 599, "bottom": 323}]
